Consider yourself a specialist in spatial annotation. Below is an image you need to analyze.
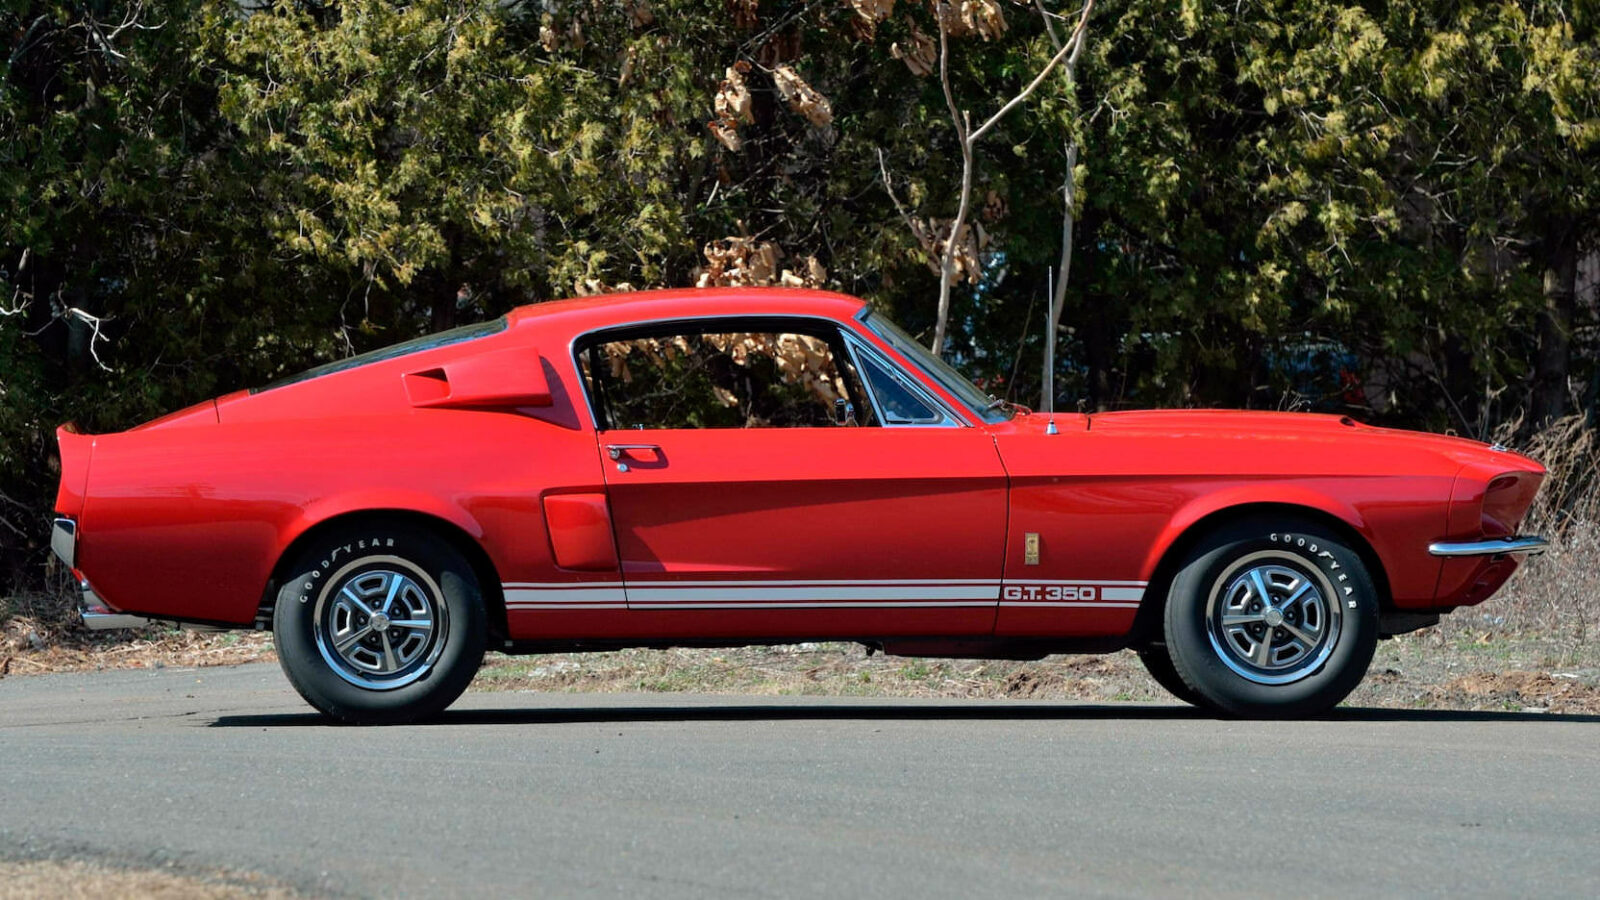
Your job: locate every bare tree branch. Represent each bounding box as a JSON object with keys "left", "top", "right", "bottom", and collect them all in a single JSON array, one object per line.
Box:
[{"left": 926, "top": 1, "right": 1095, "bottom": 356}]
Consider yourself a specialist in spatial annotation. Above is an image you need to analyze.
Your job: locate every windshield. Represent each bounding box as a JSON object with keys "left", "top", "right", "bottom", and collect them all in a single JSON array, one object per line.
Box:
[{"left": 857, "top": 309, "right": 1013, "bottom": 424}]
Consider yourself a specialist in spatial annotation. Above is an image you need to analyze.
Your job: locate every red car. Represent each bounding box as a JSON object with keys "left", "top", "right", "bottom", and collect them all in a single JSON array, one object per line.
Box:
[{"left": 51, "top": 288, "right": 1547, "bottom": 722}]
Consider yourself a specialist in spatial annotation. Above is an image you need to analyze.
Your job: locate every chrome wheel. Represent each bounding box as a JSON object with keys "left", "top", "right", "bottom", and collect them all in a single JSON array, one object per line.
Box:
[
  {"left": 1204, "top": 552, "right": 1341, "bottom": 686},
  {"left": 313, "top": 557, "right": 448, "bottom": 690}
]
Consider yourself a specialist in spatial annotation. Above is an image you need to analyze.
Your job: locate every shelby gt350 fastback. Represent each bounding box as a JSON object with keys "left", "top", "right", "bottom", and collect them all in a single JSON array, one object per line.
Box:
[{"left": 52, "top": 288, "right": 1548, "bottom": 722}]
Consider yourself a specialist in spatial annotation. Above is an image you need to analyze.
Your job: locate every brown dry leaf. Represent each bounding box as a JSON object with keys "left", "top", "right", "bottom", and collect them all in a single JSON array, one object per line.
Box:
[
  {"left": 758, "top": 28, "right": 804, "bottom": 67},
  {"left": 715, "top": 62, "right": 754, "bottom": 124},
  {"left": 729, "top": 0, "right": 761, "bottom": 30},
  {"left": 909, "top": 217, "right": 986, "bottom": 284},
  {"left": 618, "top": 46, "right": 637, "bottom": 86},
  {"left": 707, "top": 119, "right": 744, "bottom": 151},
  {"left": 931, "top": 0, "right": 1007, "bottom": 40},
  {"left": 847, "top": 0, "right": 895, "bottom": 39},
  {"left": 966, "top": 0, "right": 1008, "bottom": 39},
  {"left": 778, "top": 255, "right": 828, "bottom": 288},
  {"left": 627, "top": 0, "right": 656, "bottom": 28},
  {"left": 771, "top": 64, "right": 834, "bottom": 128},
  {"left": 891, "top": 19, "right": 936, "bottom": 77},
  {"left": 539, "top": 15, "right": 560, "bottom": 52},
  {"left": 981, "top": 189, "right": 1007, "bottom": 223},
  {"left": 574, "top": 279, "right": 637, "bottom": 297},
  {"left": 709, "top": 62, "right": 754, "bottom": 152},
  {"left": 695, "top": 236, "right": 784, "bottom": 287},
  {"left": 849, "top": 0, "right": 896, "bottom": 21}
]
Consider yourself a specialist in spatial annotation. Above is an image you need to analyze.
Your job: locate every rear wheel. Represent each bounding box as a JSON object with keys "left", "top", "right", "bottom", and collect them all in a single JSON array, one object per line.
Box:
[
  {"left": 1163, "top": 517, "right": 1379, "bottom": 718},
  {"left": 273, "top": 523, "right": 486, "bottom": 724}
]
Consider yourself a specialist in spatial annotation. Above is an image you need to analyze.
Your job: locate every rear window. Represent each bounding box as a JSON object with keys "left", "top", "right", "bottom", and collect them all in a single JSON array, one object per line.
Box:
[{"left": 252, "top": 317, "right": 508, "bottom": 394}]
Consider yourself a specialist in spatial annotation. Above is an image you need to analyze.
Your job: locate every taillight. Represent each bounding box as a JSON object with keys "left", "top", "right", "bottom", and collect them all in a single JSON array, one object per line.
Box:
[{"left": 54, "top": 425, "right": 93, "bottom": 517}]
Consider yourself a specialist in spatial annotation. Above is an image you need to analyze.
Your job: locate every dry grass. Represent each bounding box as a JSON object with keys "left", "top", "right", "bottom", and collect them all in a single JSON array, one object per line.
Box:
[
  {"left": 0, "top": 615, "right": 275, "bottom": 677},
  {"left": 0, "top": 860, "right": 295, "bottom": 899}
]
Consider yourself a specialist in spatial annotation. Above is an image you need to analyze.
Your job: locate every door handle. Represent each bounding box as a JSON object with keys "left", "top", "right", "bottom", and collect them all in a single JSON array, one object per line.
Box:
[{"left": 606, "top": 443, "right": 661, "bottom": 460}]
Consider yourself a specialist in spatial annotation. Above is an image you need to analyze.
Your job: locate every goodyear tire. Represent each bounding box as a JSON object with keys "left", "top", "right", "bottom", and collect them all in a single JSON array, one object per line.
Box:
[
  {"left": 1163, "top": 517, "right": 1379, "bottom": 718},
  {"left": 1136, "top": 645, "right": 1204, "bottom": 707},
  {"left": 273, "top": 523, "right": 486, "bottom": 724}
]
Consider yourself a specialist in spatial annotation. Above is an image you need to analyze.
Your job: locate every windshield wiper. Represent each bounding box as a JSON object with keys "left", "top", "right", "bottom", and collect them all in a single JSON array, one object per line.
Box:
[{"left": 984, "top": 397, "right": 1032, "bottom": 416}]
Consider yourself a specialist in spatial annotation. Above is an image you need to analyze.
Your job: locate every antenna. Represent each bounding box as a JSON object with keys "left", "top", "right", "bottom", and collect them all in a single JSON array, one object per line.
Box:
[{"left": 1044, "top": 267, "right": 1058, "bottom": 435}]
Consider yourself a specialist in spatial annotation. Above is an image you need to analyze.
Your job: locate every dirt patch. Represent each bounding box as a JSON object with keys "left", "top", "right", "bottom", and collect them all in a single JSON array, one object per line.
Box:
[
  {"left": 471, "top": 635, "right": 1600, "bottom": 714},
  {"left": 0, "top": 859, "right": 294, "bottom": 899},
  {"left": 0, "top": 618, "right": 275, "bottom": 678},
  {"left": 1428, "top": 670, "right": 1600, "bottom": 713}
]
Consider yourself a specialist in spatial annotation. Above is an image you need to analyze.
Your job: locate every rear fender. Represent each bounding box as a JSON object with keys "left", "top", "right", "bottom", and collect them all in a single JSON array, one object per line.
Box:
[{"left": 281, "top": 492, "right": 487, "bottom": 559}]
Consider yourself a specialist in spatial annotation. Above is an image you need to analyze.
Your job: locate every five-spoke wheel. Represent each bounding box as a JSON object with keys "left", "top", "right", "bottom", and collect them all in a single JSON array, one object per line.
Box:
[
  {"left": 274, "top": 525, "right": 486, "bottom": 724},
  {"left": 1205, "top": 557, "right": 1340, "bottom": 686},
  {"left": 1162, "top": 517, "right": 1379, "bottom": 717},
  {"left": 315, "top": 563, "right": 447, "bottom": 689}
]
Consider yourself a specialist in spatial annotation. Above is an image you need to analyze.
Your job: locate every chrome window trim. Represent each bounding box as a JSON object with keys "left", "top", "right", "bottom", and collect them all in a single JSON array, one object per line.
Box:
[
  {"left": 567, "top": 312, "right": 971, "bottom": 432},
  {"left": 852, "top": 306, "right": 1007, "bottom": 424},
  {"left": 839, "top": 332, "right": 958, "bottom": 428}
]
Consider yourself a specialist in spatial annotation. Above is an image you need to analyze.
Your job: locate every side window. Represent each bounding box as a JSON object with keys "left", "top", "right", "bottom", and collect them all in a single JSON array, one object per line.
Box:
[
  {"left": 581, "top": 329, "right": 876, "bottom": 429},
  {"left": 856, "top": 351, "right": 944, "bottom": 425}
]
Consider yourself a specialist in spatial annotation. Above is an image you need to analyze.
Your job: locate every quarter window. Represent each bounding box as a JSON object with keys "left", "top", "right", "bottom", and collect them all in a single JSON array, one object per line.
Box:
[
  {"left": 856, "top": 351, "right": 943, "bottom": 424},
  {"left": 581, "top": 328, "right": 875, "bottom": 430}
]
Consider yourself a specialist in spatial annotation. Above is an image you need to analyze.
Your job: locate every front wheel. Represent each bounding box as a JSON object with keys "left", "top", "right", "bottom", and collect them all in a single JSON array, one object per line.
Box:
[
  {"left": 1163, "top": 517, "right": 1379, "bottom": 718},
  {"left": 1136, "top": 645, "right": 1204, "bottom": 707},
  {"left": 273, "top": 524, "right": 486, "bottom": 724}
]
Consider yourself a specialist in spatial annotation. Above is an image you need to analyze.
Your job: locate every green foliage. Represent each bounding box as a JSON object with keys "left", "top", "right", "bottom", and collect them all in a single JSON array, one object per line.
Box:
[{"left": 1, "top": 0, "right": 1597, "bottom": 590}]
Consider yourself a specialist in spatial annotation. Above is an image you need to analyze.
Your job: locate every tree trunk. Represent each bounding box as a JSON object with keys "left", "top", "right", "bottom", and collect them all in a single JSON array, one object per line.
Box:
[{"left": 1531, "top": 221, "right": 1578, "bottom": 426}]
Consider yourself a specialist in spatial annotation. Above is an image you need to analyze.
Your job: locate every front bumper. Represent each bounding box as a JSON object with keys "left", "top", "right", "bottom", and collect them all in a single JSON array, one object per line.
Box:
[
  {"left": 1427, "top": 535, "right": 1549, "bottom": 557},
  {"left": 51, "top": 516, "right": 152, "bottom": 630}
]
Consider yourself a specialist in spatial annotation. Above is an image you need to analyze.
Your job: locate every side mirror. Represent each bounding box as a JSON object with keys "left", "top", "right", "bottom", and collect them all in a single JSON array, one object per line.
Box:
[{"left": 833, "top": 398, "right": 857, "bottom": 427}]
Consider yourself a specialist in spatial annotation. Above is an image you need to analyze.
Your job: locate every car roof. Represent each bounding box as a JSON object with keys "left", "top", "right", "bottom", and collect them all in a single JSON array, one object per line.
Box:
[{"left": 505, "top": 287, "right": 870, "bottom": 333}]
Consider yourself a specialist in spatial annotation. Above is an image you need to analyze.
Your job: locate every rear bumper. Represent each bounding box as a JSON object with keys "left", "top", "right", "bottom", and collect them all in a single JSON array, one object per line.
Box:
[
  {"left": 1427, "top": 535, "right": 1549, "bottom": 557},
  {"left": 51, "top": 516, "right": 152, "bottom": 630}
]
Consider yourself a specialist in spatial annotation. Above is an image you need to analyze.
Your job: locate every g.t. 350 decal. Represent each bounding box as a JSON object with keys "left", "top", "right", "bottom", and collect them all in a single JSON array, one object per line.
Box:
[{"left": 1000, "top": 581, "right": 1146, "bottom": 606}]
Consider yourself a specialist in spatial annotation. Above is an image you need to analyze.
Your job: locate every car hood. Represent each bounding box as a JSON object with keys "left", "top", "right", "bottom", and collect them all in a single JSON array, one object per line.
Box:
[{"left": 1011, "top": 409, "right": 1542, "bottom": 474}]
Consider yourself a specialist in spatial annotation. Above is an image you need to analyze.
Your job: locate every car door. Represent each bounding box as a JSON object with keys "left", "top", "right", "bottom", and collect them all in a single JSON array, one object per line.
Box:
[{"left": 576, "top": 317, "right": 1008, "bottom": 639}]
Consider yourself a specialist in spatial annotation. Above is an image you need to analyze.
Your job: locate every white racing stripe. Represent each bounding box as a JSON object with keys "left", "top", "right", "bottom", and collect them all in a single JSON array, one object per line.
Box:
[
  {"left": 627, "top": 585, "right": 999, "bottom": 604},
  {"left": 502, "top": 579, "right": 1146, "bottom": 611},
  {"left": 999, "top": 602, "right": 1141, "bottom": 609}
]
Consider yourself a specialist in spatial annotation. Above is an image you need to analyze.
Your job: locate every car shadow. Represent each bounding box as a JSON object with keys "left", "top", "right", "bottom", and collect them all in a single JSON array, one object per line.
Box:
[{"left": 208, "top": 702, "right": 1600, "bottom": 728}]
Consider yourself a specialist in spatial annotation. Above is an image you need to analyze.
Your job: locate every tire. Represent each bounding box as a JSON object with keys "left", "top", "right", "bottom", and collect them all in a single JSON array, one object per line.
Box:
[
  {"left": 1163, "top": 516, "right": 1379, "bottom": 718},
  {"left": 273, "top": 523, "right": 487, "bottom": 724},
  {"left": 1136, "top": 645, "right": 1205, "bottom": 707}
]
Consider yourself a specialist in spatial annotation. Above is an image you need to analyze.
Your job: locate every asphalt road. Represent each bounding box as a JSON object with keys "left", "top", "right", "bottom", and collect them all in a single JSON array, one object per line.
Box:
[{"left": 2, "top": 664, "right": 1597, "bottom": 898}]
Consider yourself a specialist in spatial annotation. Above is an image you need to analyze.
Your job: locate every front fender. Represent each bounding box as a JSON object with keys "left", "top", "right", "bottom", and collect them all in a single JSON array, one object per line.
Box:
[
  {"left": 1139, "top": 484, "right": 1371, "bottom": 581},
  {"left": 1138, "top": 476, "right": 1448, "bottom": 607}
]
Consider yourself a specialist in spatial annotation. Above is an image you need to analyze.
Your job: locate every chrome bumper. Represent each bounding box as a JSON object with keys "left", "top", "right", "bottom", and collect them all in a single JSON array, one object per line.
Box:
[
  {"left": 1427, "top": 535, "right": 1549, "bottom": 558},
  {"left": 51, "top": 516, "right": 152, "bottom": 630},
  {"left": 50, "top": 517, "right": 76, "bottom": 569}
]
